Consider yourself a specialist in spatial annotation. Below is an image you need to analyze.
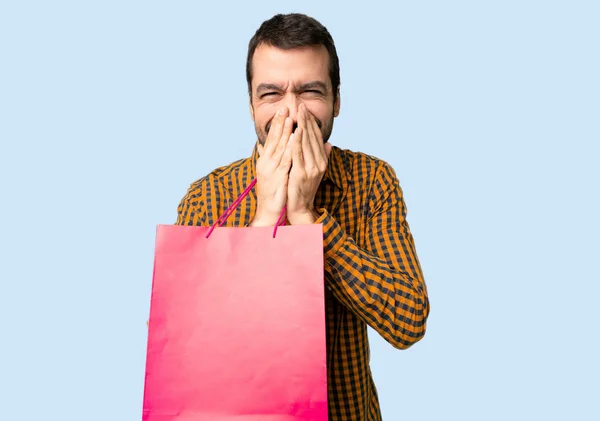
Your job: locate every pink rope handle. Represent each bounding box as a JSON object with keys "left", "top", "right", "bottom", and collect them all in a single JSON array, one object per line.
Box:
[
  {"left": 273, "top": 205, "right": 287, "bottom": 238},
  {"left": 216, "top": 179, "right": 257, "bottom": 228},
  {"left": 205, "top": 178, "right": 286, "bottom": 238}
]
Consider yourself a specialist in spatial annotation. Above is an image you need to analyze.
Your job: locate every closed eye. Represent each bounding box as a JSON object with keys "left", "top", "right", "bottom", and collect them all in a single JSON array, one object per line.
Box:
[{"left": 303, "top": 90, "right": 324, "bottom": 96}]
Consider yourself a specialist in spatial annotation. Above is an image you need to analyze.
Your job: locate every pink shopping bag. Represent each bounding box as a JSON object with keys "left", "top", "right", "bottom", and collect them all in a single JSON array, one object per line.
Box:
[{"left": 143, "top": 188, "right": 328, "bottom": 420}]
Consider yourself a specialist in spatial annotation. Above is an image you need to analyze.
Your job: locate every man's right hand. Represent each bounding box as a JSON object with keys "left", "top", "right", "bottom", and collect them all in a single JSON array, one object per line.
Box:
[{"left": 250, "top": 107, "right": 295, "bottom": 227}]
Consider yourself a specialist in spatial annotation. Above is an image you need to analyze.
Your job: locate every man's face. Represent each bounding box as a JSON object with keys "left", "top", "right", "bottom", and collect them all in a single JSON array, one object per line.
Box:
[{"left": 249, "top": 43, "right": 340, "bottom": 145}]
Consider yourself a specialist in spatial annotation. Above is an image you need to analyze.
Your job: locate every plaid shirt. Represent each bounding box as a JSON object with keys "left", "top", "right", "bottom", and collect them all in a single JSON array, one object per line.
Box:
[{"left": 176, "top": 144, "right": 430, "bottom": 420}]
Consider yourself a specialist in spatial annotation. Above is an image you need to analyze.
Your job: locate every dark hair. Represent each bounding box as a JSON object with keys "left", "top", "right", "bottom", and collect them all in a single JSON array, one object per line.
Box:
[{"left": 246, "top": 13, "right": 340, "bottom": 102}]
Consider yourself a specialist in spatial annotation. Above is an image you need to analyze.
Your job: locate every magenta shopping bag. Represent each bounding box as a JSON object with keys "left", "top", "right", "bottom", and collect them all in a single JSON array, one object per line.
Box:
[{"left": 143, "top": 185, "right": 328, "bottom": 420}]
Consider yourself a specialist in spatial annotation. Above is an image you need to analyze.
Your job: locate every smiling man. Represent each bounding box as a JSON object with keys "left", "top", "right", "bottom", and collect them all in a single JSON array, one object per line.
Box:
[{"left": 176, "top": 13, "right": 430, "bottom": 421}]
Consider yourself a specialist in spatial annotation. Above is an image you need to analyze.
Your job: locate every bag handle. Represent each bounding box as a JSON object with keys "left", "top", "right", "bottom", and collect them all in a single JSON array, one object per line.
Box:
[{"left": 205, "top": 178, "right": 287, "bottom": 238}]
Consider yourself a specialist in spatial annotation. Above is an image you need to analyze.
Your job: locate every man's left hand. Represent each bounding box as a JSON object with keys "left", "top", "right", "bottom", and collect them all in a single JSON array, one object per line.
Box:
[{"left": 286, "top": 103, "right": 332, "bottom": 224}]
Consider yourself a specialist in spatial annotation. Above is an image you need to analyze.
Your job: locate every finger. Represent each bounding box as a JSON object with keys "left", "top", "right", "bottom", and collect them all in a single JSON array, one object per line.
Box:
[
  {"left": 279, "top": 131, "right": 294, "bottom": 172},
  {"left": 298, "top": 105, "right": 315, "bottom": 168},
  {"left": 264, "top": 107, "right": 287, "bottom": 156},
  {"left": 309, "top": 113, "right": 329, "bottom": 173},
  {"left": 291, "top": 126, "right": 304, "bottom": 168},
  {"left": 274, "top": 117, "right": 293, "bottom": 163},
  {"left": 306, "top": 111, "right": 325, "bottom": 163},
  {"left": 257, "top": 143, "right": 264, "bottom": 157},
  {"left": 308, "top": 112, "right": 325, "bottom": 153},
  {"left": 264, "top": 107, "right": 289, "bottom": 156}
]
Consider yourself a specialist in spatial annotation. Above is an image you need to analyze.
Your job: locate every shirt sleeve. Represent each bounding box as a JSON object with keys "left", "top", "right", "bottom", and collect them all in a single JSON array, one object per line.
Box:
[
  {"left": 315, "top": 161, "right": 430, "bottom": 349},
  {"left": 175, "top": 181, "right": 208, "bottom": 226}
]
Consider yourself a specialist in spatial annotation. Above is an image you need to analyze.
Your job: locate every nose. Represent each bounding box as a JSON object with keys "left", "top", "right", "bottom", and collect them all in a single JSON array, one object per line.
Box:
[{"left": 283, "top": 94, "right": 302, "bottom": 123}]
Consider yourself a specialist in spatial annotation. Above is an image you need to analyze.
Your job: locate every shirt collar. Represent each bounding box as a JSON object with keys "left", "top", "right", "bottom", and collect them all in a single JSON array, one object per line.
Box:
[{"left": 324, "top": 145, "right": 345, "bottom": 190}]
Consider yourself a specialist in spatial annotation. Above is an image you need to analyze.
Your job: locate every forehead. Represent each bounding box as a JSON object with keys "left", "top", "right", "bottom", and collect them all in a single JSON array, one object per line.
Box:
[{"left": 251, "top": 44, "right": 330, "bottom": 89}]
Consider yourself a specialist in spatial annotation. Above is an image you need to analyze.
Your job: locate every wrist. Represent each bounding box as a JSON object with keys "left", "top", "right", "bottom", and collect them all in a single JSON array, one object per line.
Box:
[
  {"left": 250, "top": 207, "right": 283, "bottom": 227},
  {"left": 287, "top": 209, "right": 319, "bottom": 225},
  {"left": 249, "top": 216, "right": 279, "bottom": 227}
]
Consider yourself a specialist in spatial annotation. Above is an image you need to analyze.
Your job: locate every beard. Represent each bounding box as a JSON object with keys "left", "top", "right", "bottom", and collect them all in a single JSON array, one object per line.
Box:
[{"left": 255, "top": 111, "right": 335, "bottom": 146}]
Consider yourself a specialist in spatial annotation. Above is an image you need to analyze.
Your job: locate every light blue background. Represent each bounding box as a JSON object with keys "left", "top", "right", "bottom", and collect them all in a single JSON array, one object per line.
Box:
[{"left": 1, "top": 1, "right": 598, "bottom": 420}]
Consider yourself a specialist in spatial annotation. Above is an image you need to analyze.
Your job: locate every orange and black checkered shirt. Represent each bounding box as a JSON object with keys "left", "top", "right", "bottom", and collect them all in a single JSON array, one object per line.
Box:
[{"left": 176, "top": 144, "right": 430, "bottom": 421}]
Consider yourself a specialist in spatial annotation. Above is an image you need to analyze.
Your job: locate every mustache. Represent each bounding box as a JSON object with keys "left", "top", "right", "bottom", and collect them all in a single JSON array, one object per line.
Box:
[{"left": 266, "top": 117, "right": 322, "bottom": 134}]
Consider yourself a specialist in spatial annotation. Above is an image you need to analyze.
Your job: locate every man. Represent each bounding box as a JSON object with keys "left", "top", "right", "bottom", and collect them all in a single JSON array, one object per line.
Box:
[{"left": 176, "top": 13, "right": 429, "bottom": 421}]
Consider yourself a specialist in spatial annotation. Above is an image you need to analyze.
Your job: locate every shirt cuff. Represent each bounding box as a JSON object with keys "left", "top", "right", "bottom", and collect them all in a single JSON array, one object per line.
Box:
[{"left": 315, "top": 208, "right": 346, "bottom": 259}]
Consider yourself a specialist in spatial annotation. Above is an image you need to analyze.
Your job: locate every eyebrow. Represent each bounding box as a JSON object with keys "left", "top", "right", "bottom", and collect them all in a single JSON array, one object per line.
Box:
[
  {"left": 256, "top": 83, "right": 284, "bottom": 94},
  {"left": 256, "top": 81, "right": 328, "bottom": 95},
  {"left": 298, "top": 81, "right": 328, "bottom": 92}
]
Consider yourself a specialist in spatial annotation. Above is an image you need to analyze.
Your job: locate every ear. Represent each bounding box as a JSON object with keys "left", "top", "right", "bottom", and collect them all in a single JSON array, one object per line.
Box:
[
  {"left": 333, "top": 86, "right": 341, "bottom": 117},
  {"left": 249, "top": 100, "right": 255, "bottom": 120}
]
